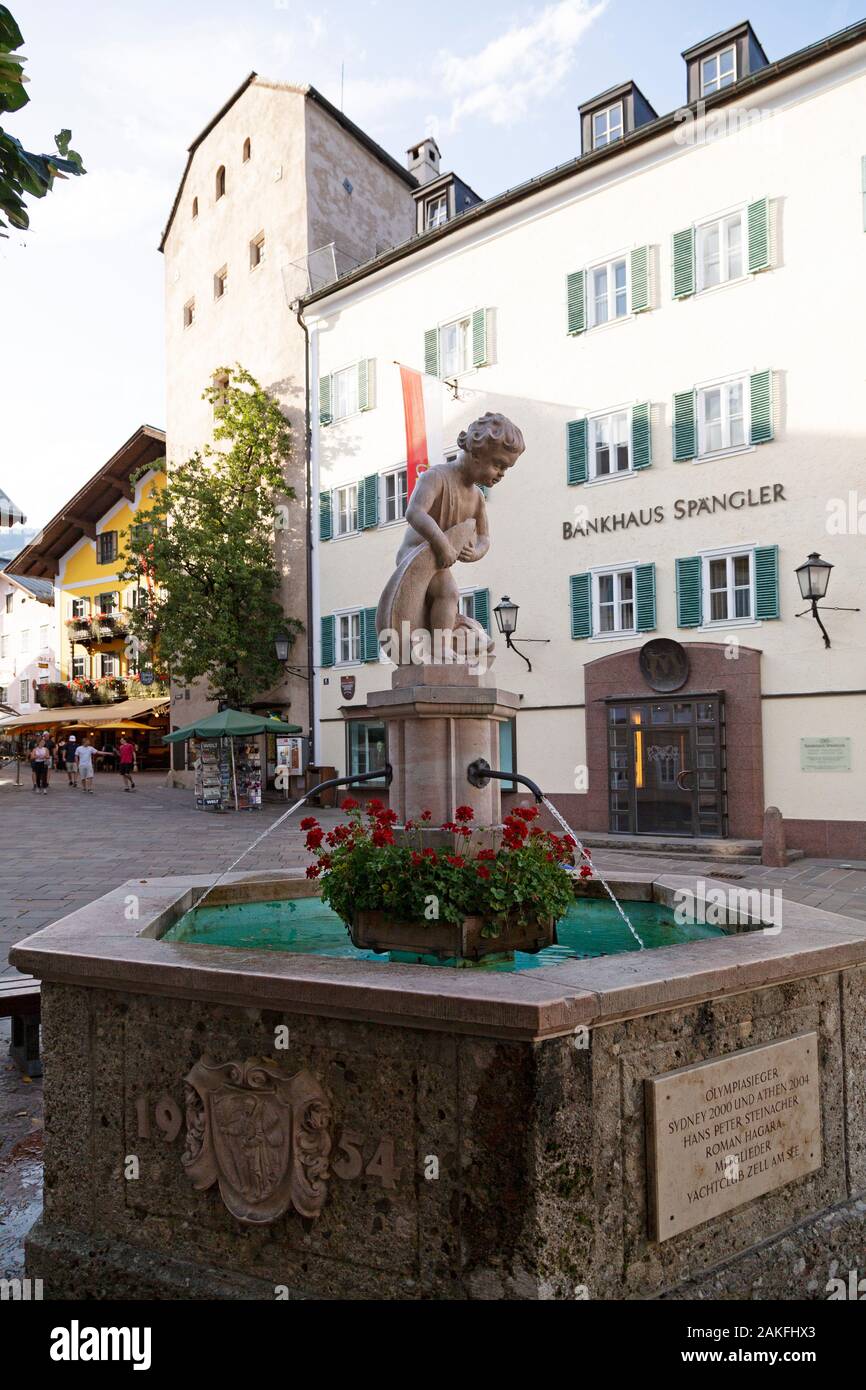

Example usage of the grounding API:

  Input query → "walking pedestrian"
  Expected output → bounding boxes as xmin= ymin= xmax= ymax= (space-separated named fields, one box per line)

xmin=30 ymin=737 xmax=50 ymax=795
xmin=118 ymin=735 xmax=137 ymax=791
xmin=74 ymin=736 xmax=101 ymax=794
xmin=66 ymin=734 xmax=78 ymax=786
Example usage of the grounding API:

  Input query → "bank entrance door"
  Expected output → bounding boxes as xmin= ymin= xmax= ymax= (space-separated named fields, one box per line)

xmin=607 ymin=697 xmax=726 ymax=837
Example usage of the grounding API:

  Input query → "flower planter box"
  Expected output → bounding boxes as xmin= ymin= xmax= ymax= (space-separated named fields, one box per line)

xmin=349 ymin=909 xmax=556 ymax=961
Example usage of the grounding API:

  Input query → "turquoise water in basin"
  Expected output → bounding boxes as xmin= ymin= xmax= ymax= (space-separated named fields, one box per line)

xmin=163 ymin=896 xmax=724 ymax=971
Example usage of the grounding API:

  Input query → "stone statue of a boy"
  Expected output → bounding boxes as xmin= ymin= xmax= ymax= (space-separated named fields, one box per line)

xmin=391 ymin=412 xmax=525 ymax=654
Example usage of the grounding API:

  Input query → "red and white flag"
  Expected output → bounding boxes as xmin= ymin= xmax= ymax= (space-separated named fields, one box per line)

xmin=399 ymin=366 xmax=443 ymax=497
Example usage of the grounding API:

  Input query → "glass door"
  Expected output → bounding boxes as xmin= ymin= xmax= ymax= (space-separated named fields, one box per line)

xmin=607 ymin=698 xmax=726 ymax=837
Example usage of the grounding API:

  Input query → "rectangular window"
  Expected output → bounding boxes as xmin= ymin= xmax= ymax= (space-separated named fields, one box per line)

xmin=0 ymin=687 xmax=5 ymax=704
xmin=128 ymin=587 xmax=148 ymax=609
xmin=347 ymin=720 xmax=387 ymax=784
xmin=701 ymin=46 xmax=736 ymax=96
xmin=590 ymin=409 xmax=630 ymax=478
xmin=39 ymin=624 xmax=49 ymax=647
xmin=382 ymin=467 xmax=408 ymax=523
xmin=0 ymin=634 xmax=7 ymax=658
xmin=19 ymin=628 xmax=30 ymax=653
xmin=72 ymin=655 xmax=87 ymax=678
xmin=250 ymin=232 xmax=265 ymax=269
xmin=5 ymin=593 xmax=12 ymax=614
xmin=705 ymin=551 xmax=753 ymax=623
xmin=458 ymin=592 xmax=477 ymax=622
xmin=96 ymin=531 xmax=118 ymax=565
xmin=592 ymin=102 xmax=623 ymax=148
xmin=213 ymin=266 xmax=228 ymax=300
xmin=438 ymin=316 xmax=472 ymax=377
xmin=183 ymin=298 xmax=195 ymax=328
xmin=697 ymin=210 xmax=745 ymax=290
xmin=698 ymin=378 xmax=746 ymax=456
xmin=334 ymin=484 xmax=358 ymax=537
xmin=97 ymin=592 xmax=118 ymax=616
xmin=99 ymin=653 xmax=119 ymax=677
xmin=19 ymin=678 xmax=28 ymax=704
xmin=71 ymin=597 xmax=90 ymax=619
xmin=593 ymin=568 xmax=635 ymax=635
xmin=337 ymin=611 xmax=362 ymax=664
xmin=425 ymin=194 xmax=448 ymax=229
xmin=588 ymin=257 xmax=628 ymax=326
xmin=331 ymin=365 xmax=360 ymax=421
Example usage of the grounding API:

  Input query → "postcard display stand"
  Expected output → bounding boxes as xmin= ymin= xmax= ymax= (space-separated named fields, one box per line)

xmin=235 ymin=740 xmax=262 ymax=811
xmin=195 ymin=738 xmax=233 ymax=813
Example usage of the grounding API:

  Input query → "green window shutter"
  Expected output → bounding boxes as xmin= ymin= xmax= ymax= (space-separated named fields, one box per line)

xmin=566 ymin=270 xmax=585 ymax=335
xmin=676 ymin=556 xmax=702 ymax=628
xmin=473 ymin=589 xmax=490 ymax=634
xmin=362 ymin=607 xmax=379 ymax=661
xmin=671 ymin=227 xmax=695 ymax=298
xmin=634 ymin=564 xmax=656 ymax=632
xmin=747 ymin=197 xmax=770 ymax=272
xmin=472 ymin=308 xmax=488 ymax=366
xmin=750 ymin=370 xmax=773 ymax=444
xmin=672 ymin=389 xmax=697 ymax=460
xmin=570 ymin=573 xmax=592 ymax=639
xmin=566 ymin=418 xmax=588 ymax=485
xmin=754 ymin=545 xmax=780 ymax=620
xmin=319 ymin=374 xmax=332 ymax=426
xmin=319 ymin=490 xmax=332 ymax=542
xmin=358 ymin=474 xmax=379 ymax=530
xmin=631 ymin=402 xmax=652 ymax=470
xmin=321 ymin=615 xmax=335 ymax=668
xmin=424 ymin=328 xmax=440 ymax=377
xmin=630 ymin=245 xmax=650 ymax=312
xmin=358 ymin=359 xmax=375 ymax=411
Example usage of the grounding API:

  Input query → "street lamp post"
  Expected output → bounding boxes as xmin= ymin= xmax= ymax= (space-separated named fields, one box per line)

xmin=794 ymin=552 xmax=859 ymax=649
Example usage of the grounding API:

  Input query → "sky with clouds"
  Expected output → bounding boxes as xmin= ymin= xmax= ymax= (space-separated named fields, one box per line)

xmin=1 ymin=0 xmax=858 ymax=531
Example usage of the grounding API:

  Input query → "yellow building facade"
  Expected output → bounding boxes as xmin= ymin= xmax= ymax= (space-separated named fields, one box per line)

xmin=59 ymin=470 xmax=164 ymax=690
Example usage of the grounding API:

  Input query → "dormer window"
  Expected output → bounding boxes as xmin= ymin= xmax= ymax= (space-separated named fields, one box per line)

xmin=425 ymin=193 xmax=448 ymax=230
xmin=592 ymin=102 xmax=623 ymax=149
xmin=700 ymin=45 xmax=736 ymax=96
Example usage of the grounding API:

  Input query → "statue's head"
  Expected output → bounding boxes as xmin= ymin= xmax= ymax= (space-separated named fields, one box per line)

xmin=457 ymin=412 xmax=525 ymax=488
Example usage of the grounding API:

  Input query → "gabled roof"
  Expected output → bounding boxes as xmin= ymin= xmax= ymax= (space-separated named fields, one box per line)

xmin=1 ymin=571 xmax=54 ymax=604
xmin=158 ymin=74 xmax=416 ymax=252
xmin=6 ymin=425 xmax=166 ymax=581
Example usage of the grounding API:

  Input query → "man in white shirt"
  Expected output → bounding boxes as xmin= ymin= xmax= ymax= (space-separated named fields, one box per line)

xmin=75 ymin=737 xmax=97 ymax=793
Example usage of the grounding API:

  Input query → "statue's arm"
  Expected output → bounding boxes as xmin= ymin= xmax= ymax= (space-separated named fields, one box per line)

xmin=466 ymin=493 xmax=490 ymax=561
xmin=405 ymin=472 xmax=456 ymax=565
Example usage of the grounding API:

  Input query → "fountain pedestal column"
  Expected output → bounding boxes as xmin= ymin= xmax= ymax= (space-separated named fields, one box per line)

xmin=365 ymin=664 xmax=520 ymax=824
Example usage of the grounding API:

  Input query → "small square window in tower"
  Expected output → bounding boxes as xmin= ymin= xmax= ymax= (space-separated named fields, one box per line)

xmin=214 ymin=266 xmax=228 ymax=300
xmin=183 ymin=298 xmax=195 ymax=328
xmin=250 ymin=233 xmax=265 ymax=269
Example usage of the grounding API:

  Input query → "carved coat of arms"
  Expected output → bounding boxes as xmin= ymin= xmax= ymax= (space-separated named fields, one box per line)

xmin=182 ymin=1058 xmax=333 ymax=1224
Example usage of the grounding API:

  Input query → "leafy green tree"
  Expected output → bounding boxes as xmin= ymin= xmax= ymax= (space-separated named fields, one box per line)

xmin=0 ymin=6 xmax=85 ymax=235
xmin=122 ymin=366 xmax=303 ymax=709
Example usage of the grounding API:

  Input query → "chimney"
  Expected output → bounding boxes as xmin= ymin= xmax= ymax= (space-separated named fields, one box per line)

xmin=406 ymin=137 xmax=441 ymax=186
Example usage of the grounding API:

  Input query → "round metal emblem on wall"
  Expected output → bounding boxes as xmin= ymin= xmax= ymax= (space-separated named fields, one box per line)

xmin=340 ymin=675 xmax=356 ymax=700
xmin=639 ymin=638 xmax=689 ymax=692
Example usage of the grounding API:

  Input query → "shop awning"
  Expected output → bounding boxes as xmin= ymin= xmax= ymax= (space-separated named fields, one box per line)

xmin=163 ymin=708 xmax=302 ymax=742
xmin=0 ymin=697 xmax=169 ymax=733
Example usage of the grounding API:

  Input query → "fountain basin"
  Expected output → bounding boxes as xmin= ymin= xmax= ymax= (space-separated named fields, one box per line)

xmin=10 ymin=869 xmax=866 ymax=1301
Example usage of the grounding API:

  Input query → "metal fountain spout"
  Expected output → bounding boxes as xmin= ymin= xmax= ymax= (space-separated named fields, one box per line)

xmin=466 ymin=757 xmax=543 ymax=803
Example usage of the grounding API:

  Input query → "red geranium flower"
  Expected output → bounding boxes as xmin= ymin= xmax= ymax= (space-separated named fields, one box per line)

xmin=305 ymin=828 xmax=324 ymax=849
xmin=440 ymin=820 xmax=458 ymax=833
xmin=423 ymin=848 xmax=438 ymax=864
xmin=476 ymin=865 xmax=490 ymax=880
xmin=404 ymin=819 xmax=415 ymax=831
xmin=340 ymin=797 xmax=360 ymax=812
xmin=305 ymin=864 xmax=320 ymax=878
xmin=371 ymin=827 xmax=395 ymax=847
xmin=455 ymin=805 xmax=475 ymax=822
xmin=378 ymin=808 xmax=398 ymax=825
xmin=300 ymin=816 xmax=319 ymax=831
xmin=319 ymin=854 xmax=332 ymax=871
xmin=420 ymin=810 xmax=432 ymax=822
xmin=579 ymin=864 xmax=593 ymax=879
xmin=476 ymin=848 xmax=496 ymax=861
xmin=446 ymin=855 xmax=465 ymax=868
xmin=513 ymin=805 xmax=539 ymax=822
xmin=411 ymin=851 xmax=424 ymax=867
xmin=366 ymin=798 xmax=384 ymax=814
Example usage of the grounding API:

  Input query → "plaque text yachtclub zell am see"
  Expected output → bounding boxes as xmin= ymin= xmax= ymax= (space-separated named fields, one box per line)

xmin=645 ymin=1033 xmax=821 ymax=1241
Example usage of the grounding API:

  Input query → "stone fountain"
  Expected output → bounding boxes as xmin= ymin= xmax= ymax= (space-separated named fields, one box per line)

xmin=10 ymin=413 xmax=866 ymax=1300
